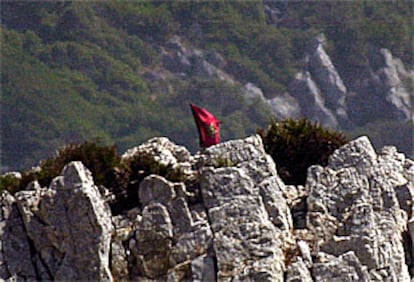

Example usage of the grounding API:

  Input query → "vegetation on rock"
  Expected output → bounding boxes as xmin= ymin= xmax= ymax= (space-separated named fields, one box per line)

xmin=1 ymin=118 xmax=348 ymax=212
xmin=258 ymin=118 xmax=348 ymax=185
xmin=0 ymin=139 xmax=189 ymax=214
xmin=0 ymin=141 xmax=122 ymax=193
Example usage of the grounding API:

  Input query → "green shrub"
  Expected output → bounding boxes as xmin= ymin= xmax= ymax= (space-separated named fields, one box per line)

xmin=258 ymin=118 xmax=348 ymax=185
xmin=9 ymin=140 xmax=123 ymax=193
xmin=1 ymin=139 xmax=193 ymax=215
xmin=0 ymin=173 xmax=22 ymax=194
xmin=2 ymin=140 xmax=133 ymax=215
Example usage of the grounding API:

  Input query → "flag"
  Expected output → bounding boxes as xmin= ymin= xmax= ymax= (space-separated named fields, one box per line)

xmin=190 ymin=104 xmax=220 ymax=147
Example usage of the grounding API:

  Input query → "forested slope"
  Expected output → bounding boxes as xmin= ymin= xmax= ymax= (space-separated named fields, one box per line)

xmin=1 ymin=1 xmax=413 ymax=170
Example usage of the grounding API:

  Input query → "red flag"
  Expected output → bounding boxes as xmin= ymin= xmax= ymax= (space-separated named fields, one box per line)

xmin=190 ymin=104 xmax=220 ymax=147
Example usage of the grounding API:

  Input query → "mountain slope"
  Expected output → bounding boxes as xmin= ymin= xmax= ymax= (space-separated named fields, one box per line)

xmin=1 ymin=1 xmax=413 ymax=170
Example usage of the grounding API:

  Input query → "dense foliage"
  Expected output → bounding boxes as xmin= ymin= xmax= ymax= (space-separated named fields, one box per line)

xmin=258 ymin=119 xmax=348 ymax=185
xmin=0 ymin=140 xmax=186 ymax=214
xmin=0 ymin=141 xmax=122 ymax=194
xmin=1 ymin=1 xmax=412 ymax=170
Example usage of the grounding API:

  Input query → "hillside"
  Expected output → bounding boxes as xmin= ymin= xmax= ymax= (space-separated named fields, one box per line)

xmin=1 ymin=1 xmax=413 ymax=170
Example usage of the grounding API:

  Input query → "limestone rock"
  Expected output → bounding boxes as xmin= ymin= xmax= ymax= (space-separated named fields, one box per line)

xmin=2 ymin=134 xmax=414 ymax=281
xmin=192 ymin=54 xmax=230 ymax=81
xmin=111 ymin=214 xmax=133 ymax=281
xmin=167 ymin=260 xmax=192 ymax=281
xmin=328 ymin=135 xmax=377 ymax=173
xmin=267 ymin=93 xmax=302 ymax=120
xmin=191 ymin=255 xmax=216 ymax=281
xmin=287 ymin=33 xmax=349 ymax=128
xmin=348 ymin=47 xmax=414 ymax=125
xmin=194 ymin=134 xmax=266 ymax=168
xmin=15 ymin=161 xmax=113 ymax=281
xmin=289 ymin=70 xmax=339 ymax=128
xmin=139 ymin=175 xmax=176 ymax=206
xmin=122 ymin=136 xmax=194 ymax=181
xmin=285 ymin=258 xmax=313 ymax=282
xmin=281 ymin=33 xmax=414 ymax=136
xmin=139 ymin=174 xmax=194 ymax=236
xmin=259 ymin=176 xmax=293 ymax=231
xmin=122 ymin=137 xmax=191 ymax=164
xmin=198 ymin=135 xmax=294 ymax=281
xmin=308 ymin=34 xmax=348 ymax=120
xmin=0 ymin=191 xmax=37 ymax=280
xmin=161 ymin=35 xmax=233 ymax=82
xmin=306 ymin=136 xmax=411 ymax=281
xmin=133 ymin=202 xmax=173 ymax=279
xmin=377 ymin=49 xmax=413 ymax=121
xmin=133 ymin=172 xmax=214 ymax=279
xmin=170 ymin=223 xmax=213 ymax=265
xmin=243 ymin=82 xmax=265 ymax=104
xmin=312 ymin=252 xmax=370 ymax=281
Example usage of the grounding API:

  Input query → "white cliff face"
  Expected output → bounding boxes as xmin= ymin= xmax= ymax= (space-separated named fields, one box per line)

xmin=243 ymin=82 xmax=266 ymax=103
xmin=308 ymin=35 xmax=348 ymax=120
xmin=1 ymin=135 xmax=414 ymax=281
xmin=197 ymin=135 xmax=294 ymax=281
xmin=267 ymin=93 xmax=302 ymax=120
xmin=283 ymin=34 xmax=350 ymax=129
xmin=289 ymin=70 xmax=339 ymax=128
xmin=266 ymin=33 xmax=413 ymax=141
xmin=161 ymin=35 xmax=234 ymax=82
xmin=377 ymin=48 xmax=413 ymax=121
xmin=147 ymin=34 xmax=412 ymax=146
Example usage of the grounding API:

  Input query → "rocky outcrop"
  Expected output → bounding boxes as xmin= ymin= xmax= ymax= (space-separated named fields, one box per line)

xmin=306 ymin=136 xmax=411 ymax=281
xmin=1 ymin=162 xmax=113 ymax=281
xmin=243 ymin=82 xmax=266 ymax=104
xmin=286 ymin=34 xmax=349 ymax=129
xmin=289 ymin=71 xmax=340 ymax=128
xmin=267 ymin=92 xmax=302 ymax=120
xmin=161 ymin=35 xmax=233 ymax=82
xmin=270 ymin=33 xmax=413 ymax=136
xmin=307 ymin=34 xmax=348 ymax=119
xmin=1 ymin=135 xmax=413 ymax=281
xmin=347 ymin=47 xmax=414 ymax=125
xmin=143 ymin=33 xmax=412 ymax=157
xmin=196 ymin=136 xmax=294 ymax=281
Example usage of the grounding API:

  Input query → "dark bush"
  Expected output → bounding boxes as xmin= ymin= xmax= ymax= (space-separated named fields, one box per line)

xmin=0 ymin=140 xmax=190 ymax=215
xmin=0 ymin=141 xmax=125 ymax=196
xmin=258 ymin=118 xmax=348 ymax=185
xmin=0 ymin=173 xmax=22 ymax=195
xmin=0 ymin=140 xmax=136 ymax=215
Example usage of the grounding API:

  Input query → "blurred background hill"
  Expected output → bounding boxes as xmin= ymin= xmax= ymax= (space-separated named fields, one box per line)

xmin=1 ymin=1 xmax=413 ymax=170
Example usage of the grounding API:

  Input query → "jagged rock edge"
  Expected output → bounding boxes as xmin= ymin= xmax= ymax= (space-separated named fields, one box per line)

xmin=1 ymin=134 xmax=413 ymax=281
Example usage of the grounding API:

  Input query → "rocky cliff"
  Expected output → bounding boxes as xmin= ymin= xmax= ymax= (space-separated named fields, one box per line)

xmin=1 ymin=135 xmax=414 ymax=281
xmin=145 ymin=34 xmax=414 ymax=132
xmin=151 ymin=34 xmax=413 ymax=156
